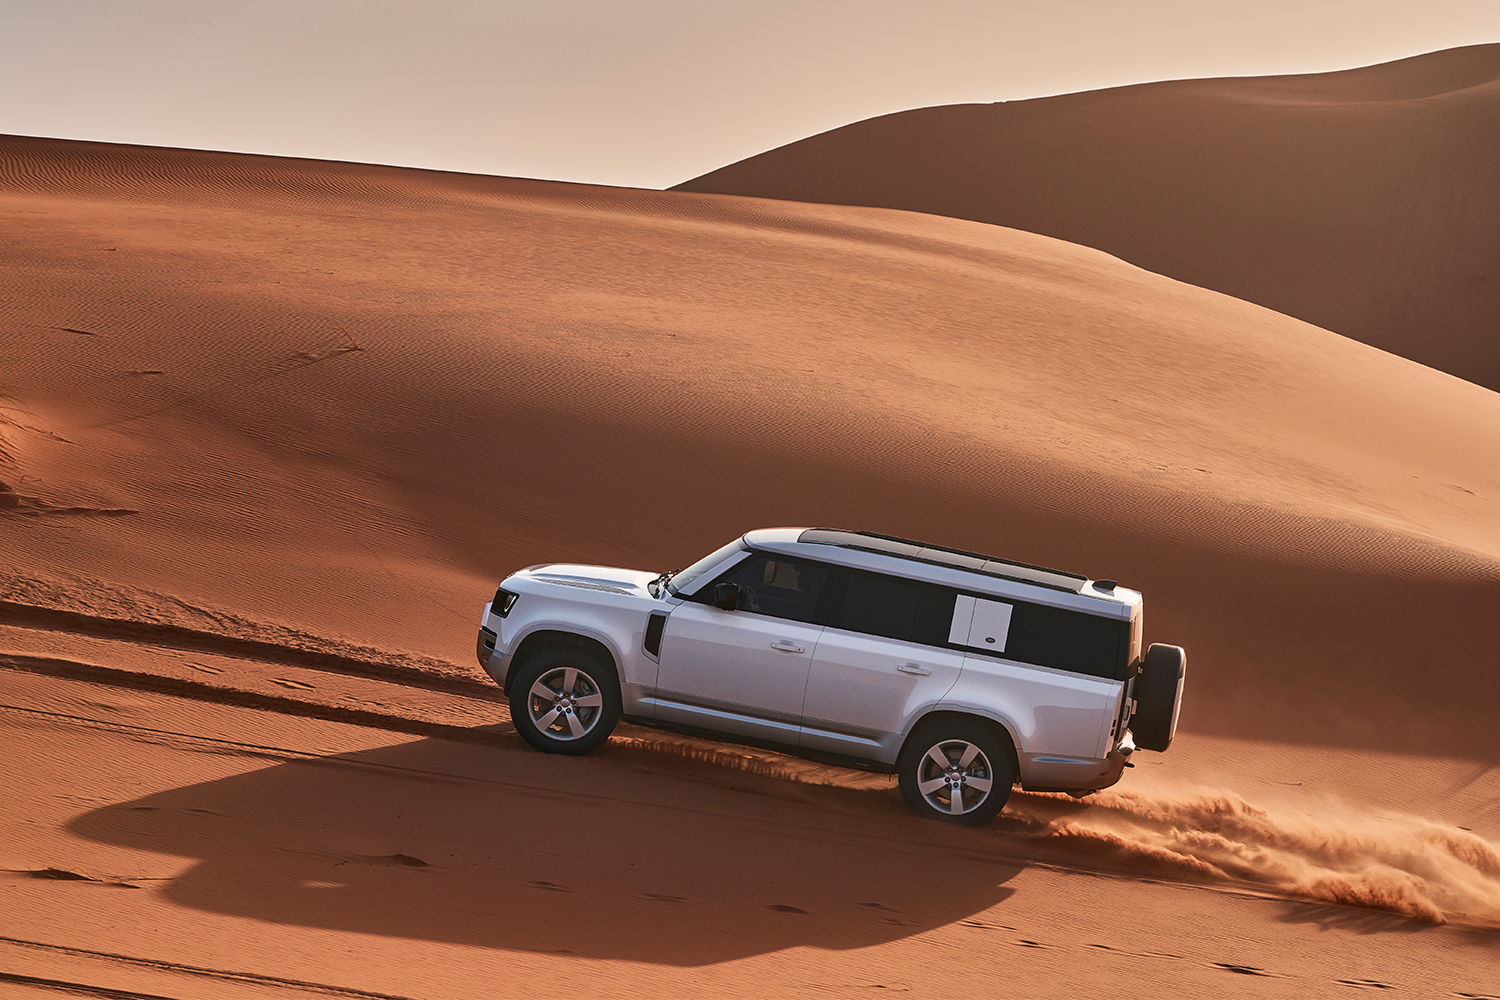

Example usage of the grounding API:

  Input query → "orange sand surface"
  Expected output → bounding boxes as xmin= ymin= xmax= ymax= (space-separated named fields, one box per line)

xmin=2 ymin=132 xmax=1499 ymax=997
xmin=676 ymin=44 xmax=1500 ymax=393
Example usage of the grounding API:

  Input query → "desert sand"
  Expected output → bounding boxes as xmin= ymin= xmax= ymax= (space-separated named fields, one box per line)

xmin=675 ymin=44 xmax=1500 ymax=394
xmin=2 ymin=123 xmax=1499 ymax=998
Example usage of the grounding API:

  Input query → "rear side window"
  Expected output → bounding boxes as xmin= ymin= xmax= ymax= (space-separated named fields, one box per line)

xmin=914 ymin=586 xmax=958 ymax=646
xmin=839 ymin=572 xmax=924 ymax=640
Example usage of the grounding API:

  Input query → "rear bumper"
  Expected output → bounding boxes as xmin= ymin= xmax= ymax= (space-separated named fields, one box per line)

xmin=1018 ymin=744 xmax=1129 ymax=793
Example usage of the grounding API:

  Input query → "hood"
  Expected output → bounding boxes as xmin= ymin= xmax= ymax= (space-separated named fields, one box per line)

xmin=519 ymin=563 xmax=657 ymax=595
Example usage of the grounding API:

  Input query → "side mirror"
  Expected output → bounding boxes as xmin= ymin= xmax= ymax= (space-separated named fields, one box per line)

xmin=712 ymin=582 xmax=739 ymax=611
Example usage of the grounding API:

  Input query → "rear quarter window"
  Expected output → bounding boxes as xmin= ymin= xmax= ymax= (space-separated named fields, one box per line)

xmin=1003 ymin=601 xmax=1127 ymax=680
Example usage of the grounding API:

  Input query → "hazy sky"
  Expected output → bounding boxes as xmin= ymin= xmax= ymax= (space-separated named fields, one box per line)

xmin=4 ymin=1 xmax=1498 ymax=189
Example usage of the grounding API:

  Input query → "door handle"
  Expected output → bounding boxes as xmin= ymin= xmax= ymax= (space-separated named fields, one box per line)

xmin=770 ymin=640 xmax=806 ymax=654
xmin=897 ymin=662 xmax=932 ymax=676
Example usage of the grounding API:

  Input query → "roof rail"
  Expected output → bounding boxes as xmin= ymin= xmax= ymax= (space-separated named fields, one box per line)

xmin=797 ymin=528 xmax=1090 ymax=594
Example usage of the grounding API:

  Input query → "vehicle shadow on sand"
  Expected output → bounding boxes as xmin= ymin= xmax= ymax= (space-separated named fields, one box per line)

xmin=67 ymin=733 xmax=1021 ymax=965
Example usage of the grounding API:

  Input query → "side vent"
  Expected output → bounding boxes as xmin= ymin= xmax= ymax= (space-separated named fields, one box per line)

xmin=643 ymin=612 xmax=669 ymax=658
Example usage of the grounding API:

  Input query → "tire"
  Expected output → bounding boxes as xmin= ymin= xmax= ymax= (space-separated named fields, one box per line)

xmin=509 ymin=644 xmax=622 ymax=756
xmin=898 ymin=717 xmax=1014 ymax=826
xmin=1131 ymin=643 xmax=1186 ymax=752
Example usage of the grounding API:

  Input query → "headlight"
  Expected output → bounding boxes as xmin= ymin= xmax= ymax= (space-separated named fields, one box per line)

xmin=492 ymin=587 xmax=519 ymax=617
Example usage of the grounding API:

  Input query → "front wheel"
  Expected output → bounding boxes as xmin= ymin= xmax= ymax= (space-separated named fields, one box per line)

xmin=898 ymin=718 xmax=1014 ymax=826
xmin=509 ymin=645 xmax=622 ymax=755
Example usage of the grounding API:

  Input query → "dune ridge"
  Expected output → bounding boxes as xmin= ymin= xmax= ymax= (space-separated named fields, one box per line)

xmin=675 ymin=44 xmax=1500 ymax=392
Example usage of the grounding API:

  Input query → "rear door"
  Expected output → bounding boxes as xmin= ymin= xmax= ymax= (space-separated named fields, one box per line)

xmin=800 ymin=572 xmax=964 ymax=762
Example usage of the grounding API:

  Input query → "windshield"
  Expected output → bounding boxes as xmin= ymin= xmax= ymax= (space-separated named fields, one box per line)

xmin=665 ymin=538 xmax=749 ymax=597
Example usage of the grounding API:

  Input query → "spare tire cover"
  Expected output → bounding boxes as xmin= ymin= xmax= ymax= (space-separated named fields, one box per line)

xmin=1131 ymin=643 xmax=1186 ymax=752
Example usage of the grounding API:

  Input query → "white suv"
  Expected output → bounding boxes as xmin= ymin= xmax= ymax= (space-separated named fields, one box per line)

xmin=475 ymin=528 xmax=1185 ymax=825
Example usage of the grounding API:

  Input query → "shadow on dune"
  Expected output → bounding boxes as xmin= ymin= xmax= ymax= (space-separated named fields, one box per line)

xmin=66 ymin=735 xmax=1020 ymax=965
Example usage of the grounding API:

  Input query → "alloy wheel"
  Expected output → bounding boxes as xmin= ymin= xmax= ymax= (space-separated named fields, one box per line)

xmin=526 ymin=666 xmax=605 ymax=741
xmin=914 ymin=739 xmax=996 ymax=816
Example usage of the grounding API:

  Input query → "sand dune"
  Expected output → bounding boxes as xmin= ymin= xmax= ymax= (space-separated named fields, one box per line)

xmin=3 ymin=132 xmax=1497 ymax=752
xmin=675 ymin=44 xmax=1500 ymax=393
xmin=3 ymin=133 xmax=1499 ymax=994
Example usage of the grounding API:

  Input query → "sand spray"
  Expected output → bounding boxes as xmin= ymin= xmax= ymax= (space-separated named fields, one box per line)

xmin=997 ymin=786 xmax=1500 ymax=925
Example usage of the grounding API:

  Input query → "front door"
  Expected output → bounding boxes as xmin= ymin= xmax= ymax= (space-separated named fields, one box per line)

xmin=652 ymin=553 xmax=833 ymax=745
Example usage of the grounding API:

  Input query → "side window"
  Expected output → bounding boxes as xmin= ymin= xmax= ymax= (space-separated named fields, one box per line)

xmin=838 ymin=572 xmax=923 ymax=641
xmin=913 ymin=586 xmax=958 ymax=646
xmin=717 ymin=555 xmax=832 ymax=623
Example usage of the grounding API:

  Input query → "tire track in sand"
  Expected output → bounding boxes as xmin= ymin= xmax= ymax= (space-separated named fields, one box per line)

xmin=0 ymin=600 xmax=493 ymax=699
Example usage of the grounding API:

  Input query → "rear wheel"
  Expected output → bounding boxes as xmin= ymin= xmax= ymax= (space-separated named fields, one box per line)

xmin=509 ymin=644 xmax=621 ymax=755
xmin=898 ymin=717 xmax=1014 ymax=826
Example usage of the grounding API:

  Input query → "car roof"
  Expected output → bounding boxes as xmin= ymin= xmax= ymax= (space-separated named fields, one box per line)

xmin=740 ymin=527 xmax=1139 ymax=614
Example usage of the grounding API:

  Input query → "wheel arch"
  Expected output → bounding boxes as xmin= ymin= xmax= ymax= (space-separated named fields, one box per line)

xmin=505 ymin=628 xmax=621 ymax=697
xmin=901 ymin=709 xmax=1021 ymax=782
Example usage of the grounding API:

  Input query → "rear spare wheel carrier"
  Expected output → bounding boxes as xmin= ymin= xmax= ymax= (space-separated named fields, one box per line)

xmin=1131 ymin=643 xmax=1186 ymax=752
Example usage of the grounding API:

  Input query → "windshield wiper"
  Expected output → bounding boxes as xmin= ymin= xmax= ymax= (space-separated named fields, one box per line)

xmin=648 ymin=569 xmax=680 ymax=598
